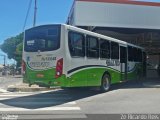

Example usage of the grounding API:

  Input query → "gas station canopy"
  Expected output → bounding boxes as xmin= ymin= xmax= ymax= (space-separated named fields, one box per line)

xmin=67 ymin=0 xmax=160 ymax=55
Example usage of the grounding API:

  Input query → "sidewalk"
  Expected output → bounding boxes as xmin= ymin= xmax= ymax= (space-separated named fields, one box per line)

xmin=0 ymin=75 xmax=22 ymax=93
xmin=0 ymin=75 xmax=60 ymax=92
xmin=0 ymin=75 xmax=22 ymax=79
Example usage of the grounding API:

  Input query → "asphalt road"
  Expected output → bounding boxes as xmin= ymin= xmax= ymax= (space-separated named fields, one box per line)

xmin=0 ymin=80 xmax=160 ymax=120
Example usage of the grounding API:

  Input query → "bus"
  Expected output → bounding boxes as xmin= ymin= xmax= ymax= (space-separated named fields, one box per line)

xmin=22 ymin=24 xmax=146 ymax=92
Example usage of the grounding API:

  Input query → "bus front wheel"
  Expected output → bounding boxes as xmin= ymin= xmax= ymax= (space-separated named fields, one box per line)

xmin=100 ymin=74 xmax=111 ymax=92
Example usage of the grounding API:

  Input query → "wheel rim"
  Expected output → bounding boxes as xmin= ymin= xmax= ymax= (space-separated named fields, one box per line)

xmin=103 ymin=76 xmax=109 ymax=90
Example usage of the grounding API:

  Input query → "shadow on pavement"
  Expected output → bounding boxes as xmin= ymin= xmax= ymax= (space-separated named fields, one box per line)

xmin=0 ymin=78 xmax=160 ymax=109
xmin=0 ymin=89 xmax=100 ymax=109
xmin=111 ymin=80 xmax=144 ymax=90
xmin=111 ymin=77 xmax=160 ymax=90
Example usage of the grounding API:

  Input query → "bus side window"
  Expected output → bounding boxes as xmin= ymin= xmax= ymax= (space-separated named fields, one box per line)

xmin=68 ymin=31 xmax=85 ymax=57
xmin=100 ymin=39 xmax=110 ymax=59
xmin=133 ymin=47 xmax=137 ymax=62
xmin=120 ymin=46 xmax=127 ymax=63
xmin=86 ymin=35 xmax=99 ymax=58
xmin=138 ymin=49 xmax=142 ymax=62
xmin=111 ymin=42 xmax=119 ymax=59
xmin=133 ymin=48 xmax=142 ymax=62
xmin=128 ymin=46 xmax=133 ymax=61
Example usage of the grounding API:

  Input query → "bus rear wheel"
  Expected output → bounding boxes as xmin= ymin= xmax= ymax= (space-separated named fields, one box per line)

xmin=100 ymin=74 xmax=111 ymax=92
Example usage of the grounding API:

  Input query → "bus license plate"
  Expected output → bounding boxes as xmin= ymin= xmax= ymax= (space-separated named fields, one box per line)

xmin=36 ymin=74 xmax=44 ymax=78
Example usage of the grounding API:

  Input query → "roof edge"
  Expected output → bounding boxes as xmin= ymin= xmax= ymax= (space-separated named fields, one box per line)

xmin=76 ymin=0 xmax=160 ymax=7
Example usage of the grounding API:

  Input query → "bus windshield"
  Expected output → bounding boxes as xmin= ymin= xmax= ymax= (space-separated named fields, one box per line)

xmin=24 ymin=25 xmax=60 ymax=52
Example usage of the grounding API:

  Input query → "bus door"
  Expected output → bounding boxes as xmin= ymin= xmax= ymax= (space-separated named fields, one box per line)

xmin=120 ymin=46 xmax=127 ymax=81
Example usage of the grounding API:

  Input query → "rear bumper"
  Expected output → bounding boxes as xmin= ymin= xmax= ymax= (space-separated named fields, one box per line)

xmin=23 ymin=74 xmax=66 ymax=87
xmin=34 ymin=81 xmax=52 ymax=87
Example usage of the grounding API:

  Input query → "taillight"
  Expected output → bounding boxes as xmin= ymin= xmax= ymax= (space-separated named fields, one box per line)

xmin=22 ymin=60 xmax=26 ymax=74
xmin=55 ymin=58 xmax=63 ymax=78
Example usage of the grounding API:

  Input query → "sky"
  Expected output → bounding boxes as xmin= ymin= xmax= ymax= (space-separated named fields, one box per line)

xmin=0 ymin=0 xmax=159 ymax=65
xmin=0 ymin=0 xmax=74 ymax=65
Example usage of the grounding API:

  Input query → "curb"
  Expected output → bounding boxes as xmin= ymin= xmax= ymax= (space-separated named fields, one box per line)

xmin=142 ymin=79 xmax=160 ymax=88
xmin=6 ymin=80 xmax=160 ymax=92
xmin=7 ymin=85 xmax=60 ymax=92
xmin=143 ymin=83 xmax=160 ymax=88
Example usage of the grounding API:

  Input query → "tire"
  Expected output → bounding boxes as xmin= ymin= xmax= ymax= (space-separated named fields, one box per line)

xmin=100 ymin=74 xmax=111 ymax=92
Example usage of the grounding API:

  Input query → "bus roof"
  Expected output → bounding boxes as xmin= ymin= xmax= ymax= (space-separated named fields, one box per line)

xmin=64 ymin=24 xmax=144 ymax=50
xmin=25 ymin=24 xmax=144 ymax=50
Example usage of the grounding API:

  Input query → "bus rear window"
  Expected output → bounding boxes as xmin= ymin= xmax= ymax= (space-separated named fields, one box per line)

xmin=24 ymin=25 xmax=60 ymax=52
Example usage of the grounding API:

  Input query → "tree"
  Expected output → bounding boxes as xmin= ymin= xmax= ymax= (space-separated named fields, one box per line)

xmin=15 ymin=42 xmax=23 ymax=68
xmin=0 ymin=33 xmax=23 ymax=68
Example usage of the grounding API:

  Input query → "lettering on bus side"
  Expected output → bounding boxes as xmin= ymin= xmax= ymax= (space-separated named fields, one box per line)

xmin=106 ymin=59 xmax=120 ymax=66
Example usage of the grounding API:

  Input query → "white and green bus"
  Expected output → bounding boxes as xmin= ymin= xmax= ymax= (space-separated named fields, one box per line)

xmin=22 ymin=24 xmax=146 ymax=92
